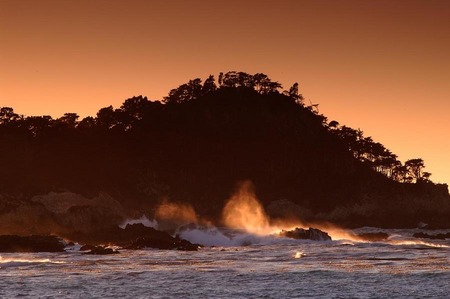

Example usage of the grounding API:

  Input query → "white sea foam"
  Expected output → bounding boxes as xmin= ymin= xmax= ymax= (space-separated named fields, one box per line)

xmin=0 ymin=256 xmax=65 ymax=268
xmin=388 ymin=240 xmax=449 ymax=248
xmin=0 ymin=229 xmax=448 ymax=298
xmin=178 ymin=227 xmax=235 ymax=247
xmin=177 ymin=226 xmax=304 ymax=247
xmin=119 ymin=215 xmax=158 ymax=229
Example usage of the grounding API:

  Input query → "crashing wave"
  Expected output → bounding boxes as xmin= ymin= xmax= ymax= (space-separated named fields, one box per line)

xmin=119 ymin=215 xmax=158 ymax=229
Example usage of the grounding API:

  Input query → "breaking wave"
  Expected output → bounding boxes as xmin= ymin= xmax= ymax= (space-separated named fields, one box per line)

xmin=0 ymin=256 xmax=65 ymax=268
xmin=177 ymin=226 xmax=273 ymax=247
xmin=119 ymin=215 xmax=158 ymax=229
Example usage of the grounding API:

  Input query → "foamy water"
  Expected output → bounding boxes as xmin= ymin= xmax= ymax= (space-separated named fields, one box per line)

xmin=0 ymin=228 xmax=449 ymax=298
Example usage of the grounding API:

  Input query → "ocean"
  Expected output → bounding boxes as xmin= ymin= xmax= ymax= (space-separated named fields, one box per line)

xmin=1 ymin=228 xmax=449 ymax=298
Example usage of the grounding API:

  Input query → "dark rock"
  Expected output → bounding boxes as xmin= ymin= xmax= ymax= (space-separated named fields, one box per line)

xmin=0 ymin=235 xmax=66 ymax=252
xmin=67 ymin=223 xmax=199 ymax=251
xmin=126 ymin=235 xmax=197 ymax=251
xmin=80 ymin=244 xmax=97 ymax=251
xmin=279 ymin=227 xmax=332 ymax=241
xmin=83 ymin=245 xmax=119 ymax=255
xmin=176 ymin=238 xmax=200 ymax=251
xmin=357 ymin=232 xmax=389 ymax=242
xmin=120 ymin=223 xmax=200 ymax=250
xmin=413 ymin=232 xmax=450 ymax=240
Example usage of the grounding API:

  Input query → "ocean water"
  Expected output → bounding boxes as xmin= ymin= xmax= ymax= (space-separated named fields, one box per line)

xmin=1 ymin=228 xmax=449 ymax=298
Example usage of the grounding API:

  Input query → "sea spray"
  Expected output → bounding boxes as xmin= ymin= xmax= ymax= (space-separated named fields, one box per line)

xmin=177 ymin=226 xmax=274 ymax=247
xmin=177 ymin=226 xmax=237 ymax=247
xmin=117 ymin=182 xmax=361 ymax=246
xmin=155 ymin=200 xmax=198 ymax=224
xmin=119 ymin=215 xmax=158 ymax=229
xmin=177 ymin=225 xmax=301 ymax=247
xmin=222 ymin=181 xmax=274 ymax=235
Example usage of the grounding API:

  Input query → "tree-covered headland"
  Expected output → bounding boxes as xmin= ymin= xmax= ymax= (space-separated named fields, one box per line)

xmin=1 ymin=71 xmax=449 ymax=232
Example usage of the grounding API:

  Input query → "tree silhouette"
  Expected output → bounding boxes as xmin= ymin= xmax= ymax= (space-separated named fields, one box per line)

xmin=78 ymin=116 xmax=96 ymax=129
xmin=252 ymin=73 xmax=282 ymax=94
xmin=57 ymin=113 xmax=79 ymax=129
xmin=327 ymin=120 xmax=340 ymax=130
xmin=164 ymin=78 xmax=202 ymax=104
xmin=218 ymin=72 xmax=224 ymax=86
xmin=0 ymin=107 xmax=20 ymax=124
xmin=201 ymin=75 xmax=217 ymax=95
xmin=0 ymin=71 xmax=446 ymax=230
xmin=220 ymin=71 xmax=250 ymax=88
xmin=422 ymin=171 xmax=432 ymax=182
xmin=286 ymin=82 xmax=304 ymax=105
xmin=377 ymin=153 xmax=401 ymax=178
xmin=21 ymin=115 xmax=53 ymax=137
xmin=405 ymin=158 xmax=426 ymax=183
xmin=120 ymin=96 xmax=149 ymax=120
xmin=114 ymin=95 xmax=150 ymax=130
xmin=96 ymin=106 xmax=117 ymax=129
xmin=394 ymin=165 xmax=411 ymax=183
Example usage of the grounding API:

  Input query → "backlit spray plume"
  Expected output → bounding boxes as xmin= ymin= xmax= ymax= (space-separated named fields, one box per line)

xmin=222 ymin=181 xmax=274 ymax=235
xmin=155 ymin=199 xmax=198 ymax=224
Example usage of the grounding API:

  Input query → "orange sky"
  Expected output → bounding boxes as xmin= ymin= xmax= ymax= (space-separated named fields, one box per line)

xmin=1 ymin=0 xmax=449 ymax=185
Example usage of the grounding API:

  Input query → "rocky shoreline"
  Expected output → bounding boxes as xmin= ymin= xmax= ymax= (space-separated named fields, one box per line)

xmin=0 ymin=223 xmax=200 ymax=254
xmin=2 ymin=224 xmax=449 ymax=254
xmin=0 ymin=224 xmax=338 ymax=254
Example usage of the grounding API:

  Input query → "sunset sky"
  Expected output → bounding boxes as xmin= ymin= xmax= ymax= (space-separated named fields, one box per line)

xmin=1 ymin=0 xmax=449 ymax=185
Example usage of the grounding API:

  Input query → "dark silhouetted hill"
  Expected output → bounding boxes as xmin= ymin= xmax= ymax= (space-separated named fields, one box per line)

xmin=0 ymin=72 xmax=449 ymax=231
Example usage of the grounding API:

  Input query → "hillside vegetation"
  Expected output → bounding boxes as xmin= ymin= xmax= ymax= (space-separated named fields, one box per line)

xmin=1 ymin=71 xmax=449 ymax=230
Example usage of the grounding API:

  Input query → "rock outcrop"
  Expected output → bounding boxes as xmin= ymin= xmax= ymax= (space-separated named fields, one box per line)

xmin=279 ymin=227 xmax=332 ymax=241
xmin=31 ymin=192 xmax=125 ymax=233
xmin=81 ymin=245 xmax=120 ymax=255
xmin=0 ymin=192 xmax=126 ymax=236
xmin=67 ymin=223 xmax=200 ymax=251
xmin=0 ymin=235 xmax=66 ymax=252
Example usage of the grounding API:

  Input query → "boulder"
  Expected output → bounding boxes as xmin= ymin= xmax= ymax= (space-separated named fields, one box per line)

xmin=0 ymin=235 xmax=66 ymax=252
xmin=83 ymin=245 xmax=119 ymax=255
xmin=127 ymin=235 xmax=199 ymax=251
xmin=67 ymin=223 xmax=199 ymax=251
xmin=79 ymin=244 xmax=97 ymax=251
xmin=122 ymin=224 xmax=200 ymax=251
xmin=279 ymin=227 xmax=332 ymax=241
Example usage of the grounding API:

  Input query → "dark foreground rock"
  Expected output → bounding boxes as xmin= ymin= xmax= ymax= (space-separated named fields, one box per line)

xmin=126 ymin=235 xmax=198 ymax=251
xmin=357 ymin=232 xmax=389 ymax=242
xmin=66 ymin=223 xmax=200 ymax=251
xmin=413 ymin=232 xmax=450 ymax=240
xmin=0 ymin=235 xmax=66 ymax=252
xmin=279 ymin=227 xmax=332 ymax=241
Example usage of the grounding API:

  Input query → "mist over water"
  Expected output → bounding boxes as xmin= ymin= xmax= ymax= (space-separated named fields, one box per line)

xmin=1 ymin=228 xmax=448 ymax=298
xmin=155 ymin=200 xmax=198 ymax=225
xmin=177 ymin=227 xmax=270 ymax=247
xmin=222 ymin=181 xmax=272 ymax=235
xmin=3 ymin=182 xmax=447 ymax=298
xmin=119 ymin=216 xmax=158 ymax=229
xmin=119 ymin=181 xmax=371 ymax=247
xmin=2 ymin=183 xmax=449 ymax=298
